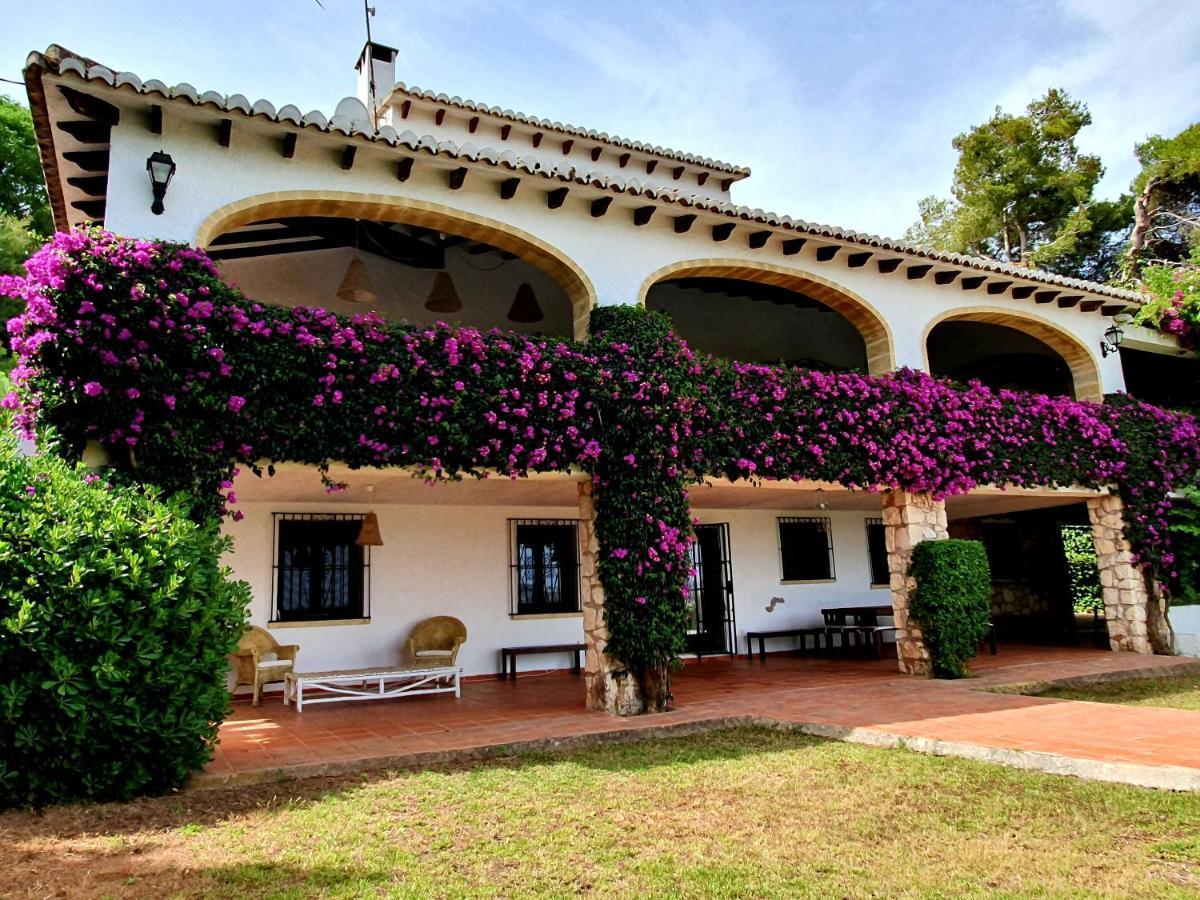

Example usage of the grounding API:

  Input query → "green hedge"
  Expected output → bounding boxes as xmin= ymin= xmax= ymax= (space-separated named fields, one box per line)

xmin=1062 ymin=525 xmax=1103 ymax=614
xmin=0 ymin=433 xmax=249 ymax=808
xmin=909 ymin=540 xmax=992 ymax=679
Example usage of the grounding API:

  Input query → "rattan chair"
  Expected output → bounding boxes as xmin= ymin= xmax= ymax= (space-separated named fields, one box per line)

xmin=406 ymin=616 xmax=467 ymax=669
xmin=232 ymin=625 xmax=299 ymax=706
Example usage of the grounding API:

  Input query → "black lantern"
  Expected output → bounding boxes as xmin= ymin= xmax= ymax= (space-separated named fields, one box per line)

xmin=145 ymin=150 xmax=176 ymax=215
xmin=1100 ymin=313 xmax=1131 ymax=358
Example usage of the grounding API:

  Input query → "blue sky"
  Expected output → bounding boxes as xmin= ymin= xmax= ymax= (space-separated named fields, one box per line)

xmin=4 ymin=0 xmax=1198 ymax=239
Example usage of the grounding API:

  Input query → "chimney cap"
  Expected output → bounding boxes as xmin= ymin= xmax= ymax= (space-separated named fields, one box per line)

xmin=356 ymin=41 xmax=399 ymax=72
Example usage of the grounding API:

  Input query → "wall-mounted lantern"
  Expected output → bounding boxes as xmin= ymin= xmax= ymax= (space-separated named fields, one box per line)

xmin=145 ymin=150 xmax=176 ymax=215
xmin=1100 ymin=312 xmax=1133 ymax=358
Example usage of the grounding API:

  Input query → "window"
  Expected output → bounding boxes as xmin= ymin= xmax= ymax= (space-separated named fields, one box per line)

xmin=273 ymin=514 xmax=369 ymax=622
xmin=865 ymin=517 xmax=890 ymax=586
xmin=777 ymin=517 xmax=835 ymax=582
xmin=510 ymin=519 xmax=581 ymax=615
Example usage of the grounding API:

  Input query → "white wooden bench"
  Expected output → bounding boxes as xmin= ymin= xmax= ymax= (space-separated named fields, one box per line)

xmin=283 ymin=664 xmax=461 ymax=712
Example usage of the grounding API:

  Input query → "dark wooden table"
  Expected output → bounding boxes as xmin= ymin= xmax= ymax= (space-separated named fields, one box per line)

xmin=745 ymin=627 xmax=826 ymax=662
xmin=498 ymin=643 xmax=585 ymax=680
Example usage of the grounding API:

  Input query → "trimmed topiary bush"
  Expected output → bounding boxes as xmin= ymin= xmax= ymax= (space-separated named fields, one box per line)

xmin=0 ymin=432 xmax=249 ymax=808
xmin=909 ymin=540 xmax=992 ymax=679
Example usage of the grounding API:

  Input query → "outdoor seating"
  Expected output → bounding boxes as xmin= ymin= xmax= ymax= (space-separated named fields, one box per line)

xmin=232 ymin=625 xmax=299 ymax=706
xmin=406 ymin=616 xmax=467 ymax=668
xmin=822 ymin=606 xmax=899 ymax=659
xmin=498 ymin=643 xmax=585 ymax=679
xmin=745 ymin=627 xmax=827 ymax=661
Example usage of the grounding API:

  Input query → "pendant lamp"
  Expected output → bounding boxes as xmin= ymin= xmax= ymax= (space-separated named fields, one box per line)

xmin=336 ymin=221 xmax=379 ymax=304
xmin=356 ymin=512 xmax=384 ymax=547
xmin=506 ymin=282 xmax=544 ymax=323
xmin=424 ymin=271 xmax=463 ymax=313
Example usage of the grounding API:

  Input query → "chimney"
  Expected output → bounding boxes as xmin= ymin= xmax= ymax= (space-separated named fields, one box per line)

xmin=355 ymin=41 xmax=398 ymax=112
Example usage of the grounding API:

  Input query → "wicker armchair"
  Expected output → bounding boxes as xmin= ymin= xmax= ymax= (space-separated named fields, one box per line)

xmin=232 ymin=625 xmax=299 ymax=706
xmin=406 ymin=616 xmax=467 ymax=669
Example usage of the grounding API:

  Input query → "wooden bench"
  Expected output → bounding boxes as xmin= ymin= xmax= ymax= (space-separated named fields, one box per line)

xmin=498 ymin=643 xmax=585 ymax=680
xmin=745 ymin=628 xmax=826 ymax=662
xmin=283 ymin=664 xmax=460 ymax=713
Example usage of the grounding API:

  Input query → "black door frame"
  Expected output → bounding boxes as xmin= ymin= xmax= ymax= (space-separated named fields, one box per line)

xmin=685 ymin=522 xmax=737 ymax=657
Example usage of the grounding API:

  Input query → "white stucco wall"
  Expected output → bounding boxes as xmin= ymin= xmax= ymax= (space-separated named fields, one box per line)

xmin=226 ymin=501 xmax=588 ymax=678
xmin=97 ymin=99 xmax=1127 ymax=394
xmin=224 ymin=493 xmax=891 ymax=679
xmin=1171 ymin=604 xmax=1200 ymax=657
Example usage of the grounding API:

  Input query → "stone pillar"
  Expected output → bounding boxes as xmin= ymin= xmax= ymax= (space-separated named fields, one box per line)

xmin=882 ymin=489 xmax=948 ymax=676
xmin=1087 ymin=493 xmax=1153 ymax=654
xmin=578 ymin=480 xmax=645 ymax=715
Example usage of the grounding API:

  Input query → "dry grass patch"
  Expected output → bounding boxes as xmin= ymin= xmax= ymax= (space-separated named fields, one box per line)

xmin=1 ymin=728 xmax=1197 ymax=898
xmin=1032 ymin=674 xmax=1200 ymax=711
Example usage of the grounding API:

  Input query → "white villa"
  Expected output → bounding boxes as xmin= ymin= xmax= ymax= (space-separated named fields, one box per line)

xmin=20 ymin=41 xmax=1200 ymax=700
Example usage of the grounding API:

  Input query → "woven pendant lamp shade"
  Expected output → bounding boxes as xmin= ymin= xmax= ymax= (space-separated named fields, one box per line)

xmin=356 ymin=512 xmax=383 ymax=547
xmin=424 ymin=271 xmax=463 ymax=313
xmin=336 ymin=255 xmax=378 ymax=304
xmin=506 ymin=282 xmax=544 ymax=323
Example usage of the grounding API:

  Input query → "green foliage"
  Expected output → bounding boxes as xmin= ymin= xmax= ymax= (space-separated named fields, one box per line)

xmin=908 ymin=540 xmax=992 ymax=679
xmin=1134 ymin=246 xmax=1200 ymax=351
xmin=0 ymin=96 xmax=51 ymax=237
xmin=0 ymin=432 xmax=250 ymax=808
xmin=1167 ymin=484 xmax=1200 ymax=606
xmin=907 ymin=89 xmax=1125 ymax=281
xmin=1061 ymin=525 xmax=1102 ymax=614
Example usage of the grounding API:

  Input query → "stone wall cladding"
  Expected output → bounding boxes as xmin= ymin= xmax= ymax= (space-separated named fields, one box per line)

xmin=578 ymin=480 xmax=645 ymax=715
xmin=883 ymin=489 xmax=949 ymax=676
xmin=1087 ymin=493 xmax=1153 ymax=654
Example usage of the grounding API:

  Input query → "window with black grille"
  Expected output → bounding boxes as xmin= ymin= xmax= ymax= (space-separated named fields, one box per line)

xmin=272 ymin=514 xmax=369 ymax=622
xmin=777 ymin=516 xmax=835 ymax=582
xmin=510 ymin=520 xmax=581 ymax=615
xmin=865 ymin=518 xmax=890 ymax=586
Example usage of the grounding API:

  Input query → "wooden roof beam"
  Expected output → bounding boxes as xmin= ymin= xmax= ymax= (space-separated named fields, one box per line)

xmin=815 ymin=245 xmax=839 ymax=262
xmin=281 ymin=132 xmax=297 ymax=158
xmin=934 ymin=270 xmax=959 ymax=285
xmin=1034 ymin=290 xmax=1060 ymax=304
xmin=986 ymin=280 xmax=1012 ymax=295
xmin=748 ymin=230 xmax=771 ymax=249
xmin=546 ymin=187 xmax=568 ymax=209
xmin=782 ymin=238 xmax=806 ymax=256
xmin=674 ymin=213 xmax=697 ymax=234
xmin=846 ymin=251 xmax=872 ymax=268
xmin=877 ymin=258 xmax=902 ymax=273
xmin=1011 ymin=285 xmax=1036 ymax=299
xmin=447 ymin=166 xmax=467 ymax=190
xmin=712 ymin=222 xmax=735 ymax=241
xmin=590 ymin=196 xmax=613 ymax=218
xmin=396 ymin=157 xmax=414 ymax=181
xmin=960 ymin=276 xmax=985 ymax=290
xmin=499 ymin=177 xmax=519 ymax=200
xmin=1057 ymin=294 xmax=1082 ymax=308
xmin=633 ymin=206 xmax=655 ymax=227
xmin=906 ymin=264 xmax=932 ymax=280
xmin=340 ymin=145 xmax=357 ymax=171
xmin=217 ymin=118 xmax=232 ymax=147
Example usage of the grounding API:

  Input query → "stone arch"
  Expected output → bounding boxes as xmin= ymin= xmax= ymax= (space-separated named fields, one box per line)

xmin=921 ymin=307 xmax=1103 ymax=402
xmin=195 ymin=191 xmax=598 ymax=341
xmin=636 ymin=259 xmax=897 ymax=374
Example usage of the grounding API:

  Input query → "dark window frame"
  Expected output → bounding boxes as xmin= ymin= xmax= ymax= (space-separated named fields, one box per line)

xmin=777 ymin=516 xmax=836 ymax=582
xmin=271 ymin=513 xmax=371 ymax=623
xmin=865 ymin=517 xmax=890 ymax=586
xmin=509 ymin=519 xmax=582 ymax=616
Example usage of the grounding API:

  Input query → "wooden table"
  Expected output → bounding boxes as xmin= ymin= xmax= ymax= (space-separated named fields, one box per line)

xmin=498 ymin=643 xmax=586 ymax=680
xmin=284 ymin=664 xmax=460 ymax=712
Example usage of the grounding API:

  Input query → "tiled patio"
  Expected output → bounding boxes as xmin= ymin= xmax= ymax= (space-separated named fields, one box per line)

xmin=202 ymin=646 xmax=1200 ymax=790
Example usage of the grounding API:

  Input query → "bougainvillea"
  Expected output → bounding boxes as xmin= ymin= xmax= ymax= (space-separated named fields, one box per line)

xmin=5 ymin=230 xmax=1200 ymax=702
xmin=1135 ymin=248 xmax=1200 ymax=351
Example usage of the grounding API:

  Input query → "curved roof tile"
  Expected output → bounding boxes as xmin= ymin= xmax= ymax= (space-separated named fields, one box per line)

xmin=24 ymin=44 xmax=1145 ymax=304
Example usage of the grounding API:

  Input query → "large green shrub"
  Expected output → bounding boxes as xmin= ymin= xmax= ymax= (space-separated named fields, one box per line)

xmin=0 ymin=433 xmax=249 ymax=808
xmin=909 ymin=540 xmax=993 ymax=679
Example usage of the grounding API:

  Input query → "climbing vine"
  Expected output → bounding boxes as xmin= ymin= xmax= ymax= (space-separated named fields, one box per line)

xmin=5 ymin=230 xmax=1200 ymax=702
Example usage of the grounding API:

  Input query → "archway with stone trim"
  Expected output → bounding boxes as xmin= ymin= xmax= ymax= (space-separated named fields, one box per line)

xmin=922 ymin=308 xmax=1104 ymax=402
xmin=638 ymin=260 xmax=897 ymax=375
xmin=195 ymin=191 xmax=598 ymax=340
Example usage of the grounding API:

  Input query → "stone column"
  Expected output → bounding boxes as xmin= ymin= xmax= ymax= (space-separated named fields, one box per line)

xmin=578 ymin=480 xmax=645 ymax=715
xmin=1087 ymin=493 xmax=1153 ymax=654
xmin=882 ymin=489 xmax=948 ymax=676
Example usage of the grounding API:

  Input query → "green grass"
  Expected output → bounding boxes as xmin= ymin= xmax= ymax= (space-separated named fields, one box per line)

xmin=2 ymin=728 xmax=1198 ymax=898
xmin=1032 ymin=673 xmax=1200 ymax=711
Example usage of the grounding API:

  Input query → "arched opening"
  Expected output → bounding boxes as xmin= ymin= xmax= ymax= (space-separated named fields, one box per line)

xmin=639 ymin=262 xmax=895 ymax=373
xmin=924 ymin=311 xmax=1102 ymax=401
xmin=196 ymin=193 xmax=595 ymax=340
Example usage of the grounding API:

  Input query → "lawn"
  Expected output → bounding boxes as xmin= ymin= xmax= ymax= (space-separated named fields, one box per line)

xmin=1032 ymin=673 xmax=1200 ymax=711
xmin=2 ymin=728 xmax=1198 ymax=898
